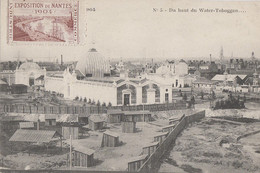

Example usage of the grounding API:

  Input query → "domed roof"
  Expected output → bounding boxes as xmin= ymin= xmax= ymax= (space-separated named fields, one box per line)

xmin=19 ymin=62 xmax=41 ymax=71
xmin=75 ymin=48 xmax=110 ymax=78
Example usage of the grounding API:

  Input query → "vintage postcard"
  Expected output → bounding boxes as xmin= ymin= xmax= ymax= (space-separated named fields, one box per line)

xmin=8 ymin=0 xmax=79 ymax=44
xmin=0 ymin=0 xmax=260 ymax=172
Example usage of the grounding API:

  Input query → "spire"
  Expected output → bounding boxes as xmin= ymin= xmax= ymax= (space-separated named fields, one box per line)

xmin=220 ymin=46 xmax=223 ymax=64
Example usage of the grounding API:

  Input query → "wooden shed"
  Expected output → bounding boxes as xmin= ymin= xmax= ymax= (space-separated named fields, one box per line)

xmin=154 ymin=132 xmax=169 ymax=144
xmin=122 ymin=121 xmax=136 ymax=133
xmin=45 ymin=114 xmax=57 ymax=126
xmin=62 ymin=126 xmax=79 ymax=139
xmin=88 ymin=115 xmax=105 ymax=131
xmin=128 ymin=154 xmax=148 ymax=172
xmin=67 ymin=146 xmax=95 ymax=167
xmin=123 ymin=111 xmax=152 ymax=122
xmin=101 ymin=131 xmax=120 ymax=147
xmin=107 ymin=109 xmax=124 ymax=123
xmin=142 ymin=141 xmax=159 ymax=156
xmin=0 ymin=116 xmax=24 ymax=131
xmin=162 ymin=124 xmax=176 ymax=133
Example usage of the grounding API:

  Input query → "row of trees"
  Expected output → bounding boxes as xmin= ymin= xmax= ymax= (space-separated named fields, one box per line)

xmin=74 ymin=96 xmax=112 ymax=107
xmin=213 ymin=94 xmax=245 ymax=110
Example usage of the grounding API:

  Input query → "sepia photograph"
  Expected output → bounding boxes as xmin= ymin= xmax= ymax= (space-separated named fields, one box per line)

xmin=0 ymin=0 xmax=260 ymax=172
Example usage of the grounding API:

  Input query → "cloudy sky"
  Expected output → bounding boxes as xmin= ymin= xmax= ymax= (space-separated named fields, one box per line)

xmin=1 ymin=0 xmax=260 ymax=62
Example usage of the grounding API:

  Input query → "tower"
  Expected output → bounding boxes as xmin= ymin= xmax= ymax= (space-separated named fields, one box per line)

xmin=220 ymin=46 xmax=223 ymax=64
xmin=251 ymin=51 xmax=255 ymax=60
xmin=253 ymin=69 xmax=259 ymax=86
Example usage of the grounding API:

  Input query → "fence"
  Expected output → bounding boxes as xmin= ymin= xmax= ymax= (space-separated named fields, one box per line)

xmin=0 ymin=102 xmax=187 ymax=116
xmin=137 ymin=110 xmax=205 ymax=173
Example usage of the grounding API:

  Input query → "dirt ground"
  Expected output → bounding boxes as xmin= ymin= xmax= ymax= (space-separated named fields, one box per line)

xmin=159 ymin=118 xmax=260 ymax=173
xmin=1 ymin=101 xmax=260 ymax=171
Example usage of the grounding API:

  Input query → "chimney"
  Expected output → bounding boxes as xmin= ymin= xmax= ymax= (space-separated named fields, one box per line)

xmin=61 ymin=55 xmax=64 ymax=66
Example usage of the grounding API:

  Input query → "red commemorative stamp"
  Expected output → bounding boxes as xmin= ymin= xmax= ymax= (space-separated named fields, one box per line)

xmin=8 ymin=0 xmax=79 ymax=44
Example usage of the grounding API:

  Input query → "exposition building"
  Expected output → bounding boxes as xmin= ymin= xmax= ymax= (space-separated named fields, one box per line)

xmin=45 ymin=48 xmax=173 ymax=106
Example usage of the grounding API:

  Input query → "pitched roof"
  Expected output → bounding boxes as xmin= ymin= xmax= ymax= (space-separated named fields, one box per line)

xmin=0 ymin=79 xmax=8 ymax=85
xmin=104 ymin=130 xmax=119 ymax=138
xmin=0 ymin=116 xmax=24 ymax=122
xmin=89 ymin=115 xmax=105 ymax=123
xmin=193 ymin=77 xmax=217 ymax=85
xmin=35 ymin=75 xmax=44 ymax=81
xmin=123 ymin=110 xmax=151 ymax=115
xmin=74 ymin=146 xmax=95 ymax=155
xmin=9 ymin=129 xmax=61 ymax=143
xmin=211 ymin=74 xmax=247 ymax=82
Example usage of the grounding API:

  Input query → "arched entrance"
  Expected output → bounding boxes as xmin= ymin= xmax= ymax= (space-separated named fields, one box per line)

xmin=122 ymin=89 xmax=131 ymax=105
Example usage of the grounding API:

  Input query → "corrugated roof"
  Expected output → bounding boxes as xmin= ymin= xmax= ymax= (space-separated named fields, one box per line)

xmin=104 ymin=130 xmax=119 ymax=138
xmin=9 ymin=129 xmax=61 ymax=143
xmin=19 ymin=122 xmax=34 ymax=129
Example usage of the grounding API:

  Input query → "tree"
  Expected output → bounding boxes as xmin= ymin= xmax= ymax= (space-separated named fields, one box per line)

xmin=183 ymin=93 xmax=187 ymax=101
xmin=97 ymin=100 xmax=100 ymax=107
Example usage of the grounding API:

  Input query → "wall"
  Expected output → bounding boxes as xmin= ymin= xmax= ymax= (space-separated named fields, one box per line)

xmin=45 ymin=76 xmax=66 ymax=95
xmin=138 ymin=110 xmax=205 ymax=173
xmin=70 ymin=80 xmax=117 ymax=106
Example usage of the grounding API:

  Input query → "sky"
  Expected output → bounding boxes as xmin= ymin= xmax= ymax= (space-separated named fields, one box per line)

xmin=1 ymin=0 xmax=260 ymax=62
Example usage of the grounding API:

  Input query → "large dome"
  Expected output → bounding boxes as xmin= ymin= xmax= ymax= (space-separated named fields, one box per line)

xmin=19 ymin=62 xmax=41 ymax=71
xmin=75 ymin=48 xmax=111 ymax=78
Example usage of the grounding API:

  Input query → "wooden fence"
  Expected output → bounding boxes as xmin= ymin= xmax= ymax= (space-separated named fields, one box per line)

xmin=137 ymin=110 xmax=206 ymax=173
xmin=0 ymin=102 xmax=187 ymax=116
